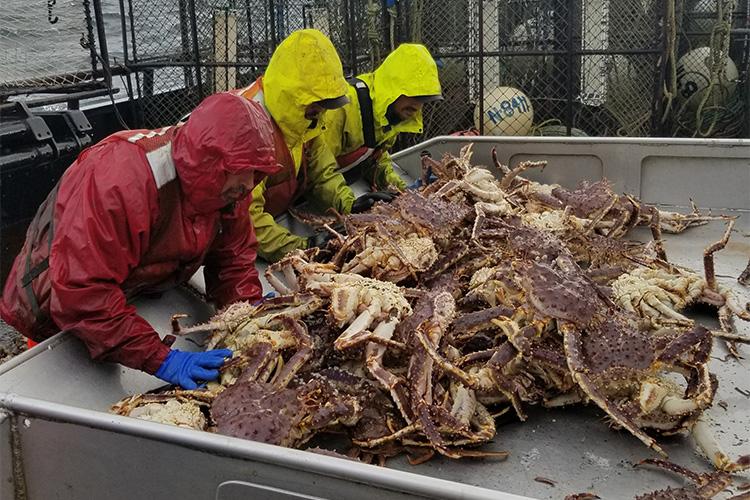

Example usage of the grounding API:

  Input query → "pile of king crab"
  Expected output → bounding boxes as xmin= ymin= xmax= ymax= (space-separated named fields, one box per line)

xmin=113 ymin=145 xmax=750 ymax=484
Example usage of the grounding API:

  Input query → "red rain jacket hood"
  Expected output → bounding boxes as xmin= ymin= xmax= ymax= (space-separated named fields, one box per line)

xmin=0 ymin=93 xmax=279 ymax=374
xmin=174 ymin=93 xmax=278 ymax=213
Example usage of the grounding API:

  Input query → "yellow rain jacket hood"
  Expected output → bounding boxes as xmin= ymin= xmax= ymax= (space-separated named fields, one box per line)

xmin=263 ymin=29 xmax=349 ymax=149
xmin=323 ymin=44 xmax=441 ymax=189
xmin=371 ymin=43 xmax=442 ymax=131
xmin=244 ymin=30 xmax=355 ymax=262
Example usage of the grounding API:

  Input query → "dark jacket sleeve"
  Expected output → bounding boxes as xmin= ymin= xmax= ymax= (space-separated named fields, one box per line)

xmin=48 ymin=141 xmax=171 ymax=374
xmin=204 ymin=195 xmax=263 ymax=308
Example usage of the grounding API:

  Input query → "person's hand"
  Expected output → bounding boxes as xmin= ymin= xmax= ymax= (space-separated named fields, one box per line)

xmin=407 ymin=173 xmax=438 ymax=190
xmin=351 ymin=191 xmax=399 ymax=213
xmin=307 ymin=223 xmax=347 ymax=249
xmin=308 ymin=231 xmax=333 ymax=249
xmin=155 ymin=348 xmax=232 ymax=389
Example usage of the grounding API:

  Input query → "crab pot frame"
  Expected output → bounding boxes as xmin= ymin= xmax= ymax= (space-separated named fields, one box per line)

xmin=0 ymin=136 xmax=748 ymax=500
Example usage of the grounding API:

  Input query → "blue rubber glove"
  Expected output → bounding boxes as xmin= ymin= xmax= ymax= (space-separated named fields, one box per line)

xmin=155 ymin=349 xmax=233 ymax=390
xmin=252 ymin=291 xmax=277 ymax=306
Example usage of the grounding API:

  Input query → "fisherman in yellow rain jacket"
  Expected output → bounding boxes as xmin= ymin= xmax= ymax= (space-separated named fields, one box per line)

xmin=322 ymin=44 xmax=443 ymax=192
xmin=234 ymin=30 xmax=388 ymax=262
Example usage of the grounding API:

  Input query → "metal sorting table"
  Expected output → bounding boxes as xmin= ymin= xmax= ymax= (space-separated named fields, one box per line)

xmin=0 ymin=137 xmax=748 ymax=500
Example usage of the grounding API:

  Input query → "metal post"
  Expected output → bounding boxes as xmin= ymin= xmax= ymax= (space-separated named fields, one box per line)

xmin=651 ymin=0 xmax=668 ymax=136
xmin=82 ymin=0 xmax=99 ymax=75
xmin=381 ymin=0 xmax=388 ymax=51
xmin=478 ymin=0 xmax=484 ymax=134
xmin=143 ymin=68 xmax=154 ymax=97
xmin=187 ymin=0 xmax=205 ymax=100
xmin=91 ymin=0 xmax=112 ymax=88
xmin=269 ymin=0 xmax=277 ymax=47
xmin=245 ymin=0 xmax=255 ymax=64
xmin=348 ymin=0 xmax=358 ymax=74
xmin=565 ymin=1 xmax=574 ymax=136
xmin=178 ymin=0 xmax=196 ymax=88
xmin=125 ymin=0 xmax=145 ymax=127
xmin=118 ymin=0 xmax=136 ymax=111
xmin=743 ymin=0 xmax=750 ymax=136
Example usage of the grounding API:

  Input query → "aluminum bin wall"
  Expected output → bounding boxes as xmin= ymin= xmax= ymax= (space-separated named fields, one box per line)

xmin=0 ymin=137 xmax=748 ymax=500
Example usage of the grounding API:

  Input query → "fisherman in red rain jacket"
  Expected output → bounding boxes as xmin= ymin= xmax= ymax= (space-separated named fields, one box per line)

xmin=0 ymin=92 xmax=280 ymax=389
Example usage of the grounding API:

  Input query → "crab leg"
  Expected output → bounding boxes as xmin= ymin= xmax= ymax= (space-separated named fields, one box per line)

xmin=352 ymin=423 xmax=420 ymax=448
xmin=639 ymin=381 xmax=701 ymax=415
xmin=704 ymin=218 xmax=735 ymax=291
xmin=364 ymin=319 xmax=414 ymax=423
xmin=281 ymin=264 xmax=299 ymax=291
xmin=416 ymin=324 xmax=528 ymax=419
xmin=229 ymin=342 xmax=275 ymax=384
xmin=265 ymin=271 xmax=293 ymax=295
xmin=322 ymin=223 xmax=346 ymax=243
xmin=711 ymin=330 xmax=750 ymax=343
xmin=608 ymin=194 xmax=641 ymax=238
xmin=437 ymin=396 xmax=499 ymax=446
xmin=739 ymin=257 xmax=750 ymax=286
xmin=638 ymin=299 xmax=671 ymax=323
xmin=342 ymin=262 xmax=369 ymax=274
xmin=491 ymin=146 xmax=512 ymax=174
xmin=723 ymin=293 xmax=750 ymax=322
xmin=584 ymin=195 xmax=619 ymax=237
xmin=378 ymin=224 xmax=420 ymax=282
xmin=543 ymin=392 xmax=584 ymax=408
xmin=458 ymin=349 xmax=496 ymax=366
xmin=691 ymin=418 xmax=750 ymax=472
xmin=500 ymin=160 xmax=546 ymax=190
xmin=362 ymin=335 xmax=406 ymax=350
xmin=642 ymin=294 xmax=694 ymax=324
xmin=331 ymin=233 xmax=363 ymax=268
xmin=636 ymin=458 xmax=704 ymax=482
xmin=333 ymin=307 xmax=376 ymax=350
xmin=270 ymin=318 xmax=313 ymax=388
xmin=561 ymin=323 xmax=667 ymax=457
xmin=647 ymin=207 xmax=668 ymax=261
xmin=657 ymin=202 xmax=724 ymax=233
xmin=415 ymin=323 xmax=478 ymax=388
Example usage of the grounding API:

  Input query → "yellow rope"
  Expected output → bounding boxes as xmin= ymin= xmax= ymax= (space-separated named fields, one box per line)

xmin=366 ymin=0 xmax=381 ymax=67
xmin=387 ymin=5 xmax=397 ymax=51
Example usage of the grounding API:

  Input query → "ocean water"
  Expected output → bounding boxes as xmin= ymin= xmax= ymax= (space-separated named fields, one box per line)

xmin=1 ymin=0 xmax=168 ymax=85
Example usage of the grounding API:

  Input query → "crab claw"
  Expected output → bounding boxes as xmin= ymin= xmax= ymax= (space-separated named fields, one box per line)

xmin=170 ymin=313 xmax=190 ymax=334
xmin=334 ymin=307 xmax=376 ymax=350
xmin=692 ymin=418 xmax=750 ymax=472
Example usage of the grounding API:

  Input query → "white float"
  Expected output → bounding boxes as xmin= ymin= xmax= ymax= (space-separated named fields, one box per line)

xmin=475 ymin=86 xmax=534 ymax=136
xmin=676 ymin=46 xmax=738 ymax=108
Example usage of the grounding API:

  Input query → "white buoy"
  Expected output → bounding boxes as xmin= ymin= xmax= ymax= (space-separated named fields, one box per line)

xmin=475 ymin=86 xmax=534 ymax=136
xmin=676 ymin=46 xmax=738 ymax=108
